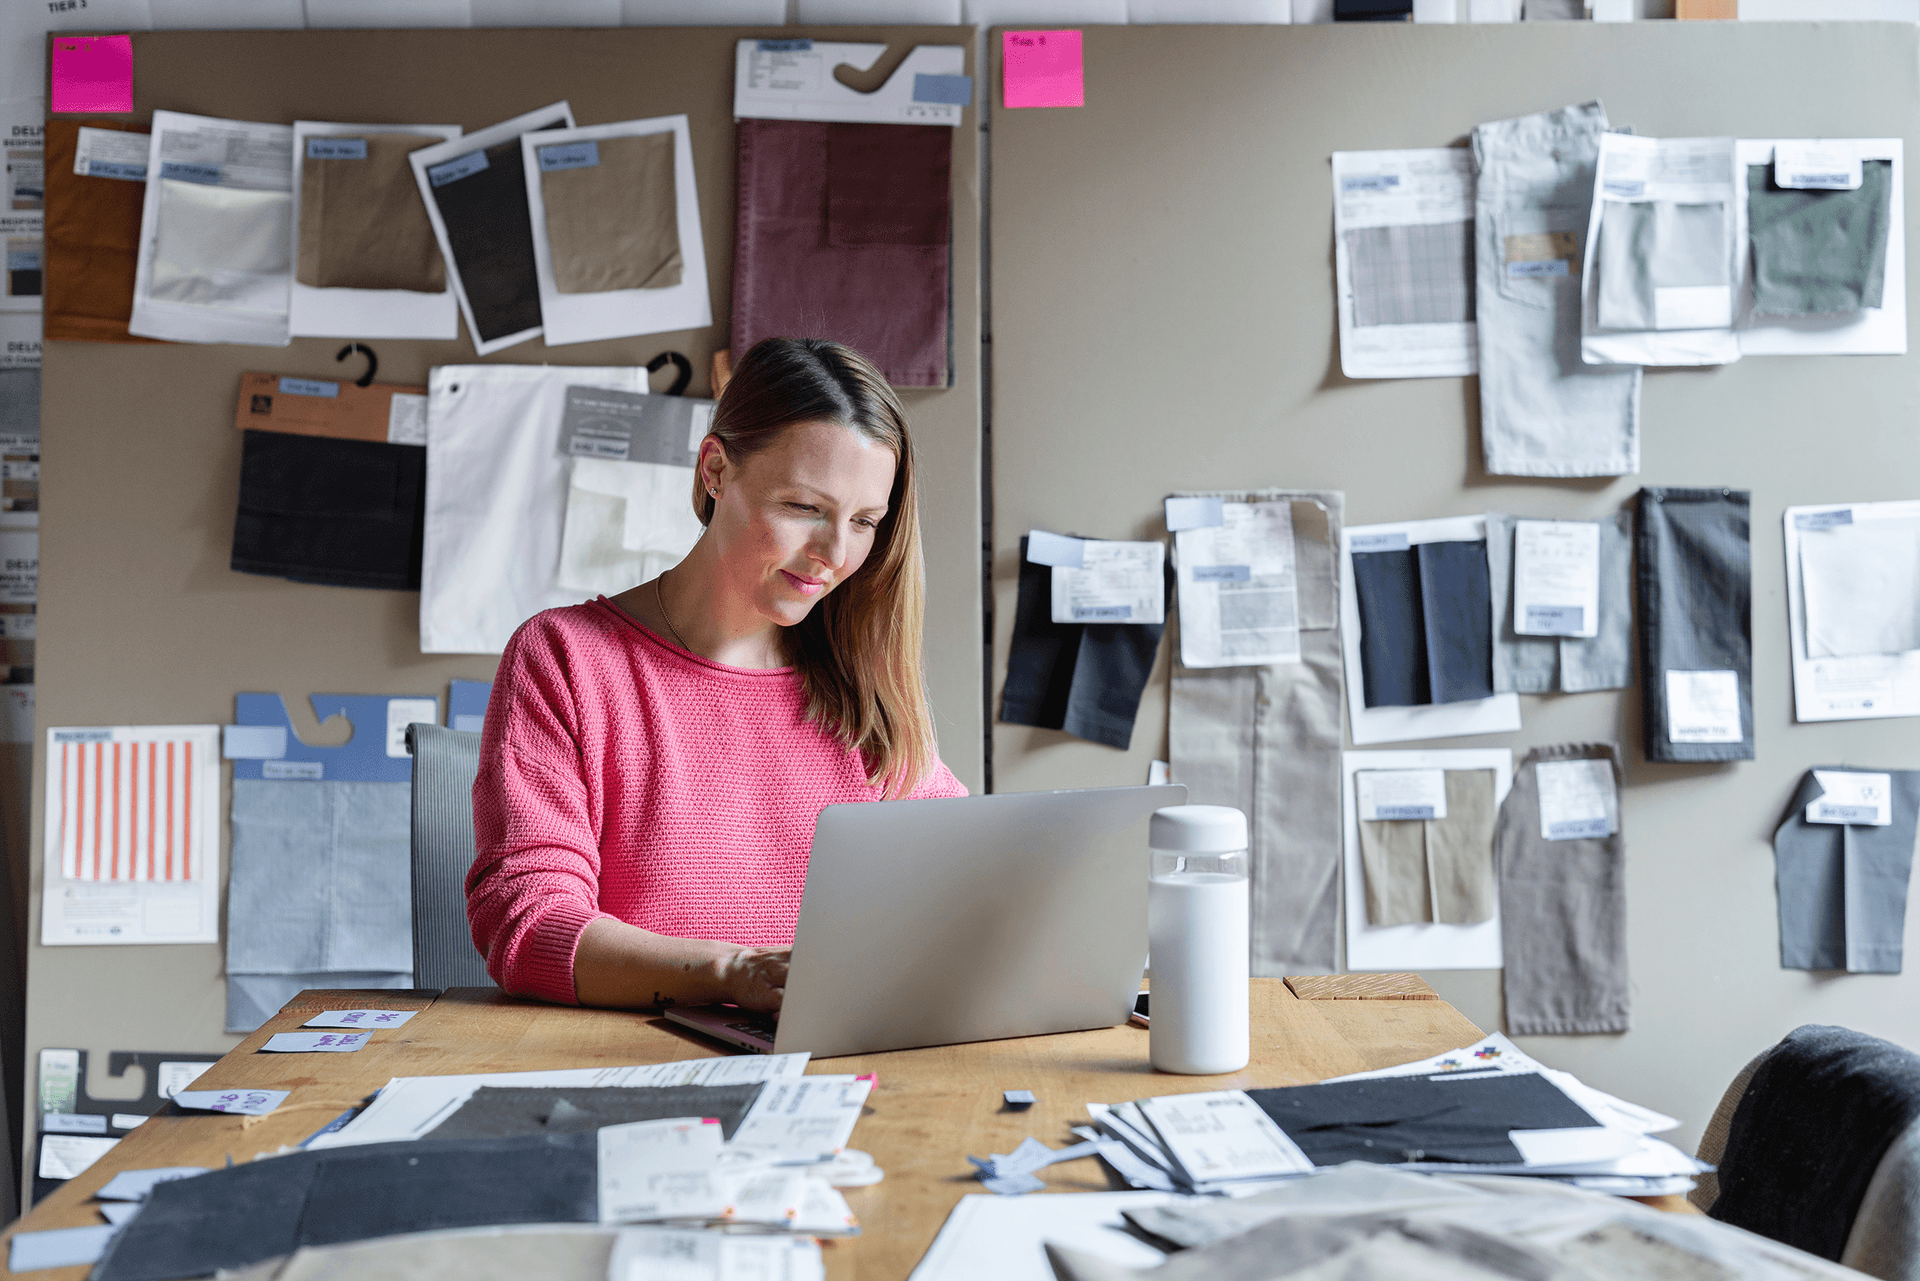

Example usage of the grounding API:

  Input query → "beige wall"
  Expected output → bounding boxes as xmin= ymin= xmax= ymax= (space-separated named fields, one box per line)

xmin=987 ymin=20 xmax=1920 ymax=1152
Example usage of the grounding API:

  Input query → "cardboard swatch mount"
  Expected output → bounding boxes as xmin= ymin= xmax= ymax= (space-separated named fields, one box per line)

xmin=733 ymin=38 xmax=969 ymax=127
xmin=229 ymin=693 xmax=438 ymax=783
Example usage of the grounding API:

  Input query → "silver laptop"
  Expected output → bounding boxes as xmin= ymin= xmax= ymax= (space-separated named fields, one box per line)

xmin=664 ymin=784 xmax=1184 ymax=1058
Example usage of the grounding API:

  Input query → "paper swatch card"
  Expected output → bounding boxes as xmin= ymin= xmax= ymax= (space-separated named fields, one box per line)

xmin=259 ymin=1031 xmax=369 ymax=1053
xmin=1136 ymin=1090 xmax=1311 ymax=1182
xmin=729 ymin=1074 xmax=874 ymax=1162
xmin=1356 ymin=769 xmax=1448 ymax=822
xmin=1808 ymin=770 xmax=1892 ymax=826
xmin=1003 ymin=30 xmax=1083 ymax=110
xmin=598 ymin=1116 xmax=728 ymax=1224
xmin=1665 ymin=670 xmax=1741 ymax=744
xmin=171 ymin=1088 xmax=288 ymax=1115
xmin=1513 ymin=519 xmax=1600 ymax=638
xmin=1048 ymin=540 xmax=1165 ymax=625
xmin=1175 ymin=501 xmax=1300 ymax=668
xmin=302 ymin=1008 xmax=417 ymax=1029
xmin=1536 ymin=759 xmax=1618 ymax=841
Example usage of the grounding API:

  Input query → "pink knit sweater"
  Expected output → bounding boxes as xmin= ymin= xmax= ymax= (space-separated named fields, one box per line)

xmin=466 ymin=598 xmax=966 ymax=1004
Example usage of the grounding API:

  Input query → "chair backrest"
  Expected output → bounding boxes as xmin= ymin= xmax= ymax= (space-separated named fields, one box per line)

xmin=1689 ymin=1045 xmax=1775 ymax=1212
xmin=1846 ymin=1117 xmax=1920 ymax=1281
xmin=406 ymin=723 xmax=494 ymax=990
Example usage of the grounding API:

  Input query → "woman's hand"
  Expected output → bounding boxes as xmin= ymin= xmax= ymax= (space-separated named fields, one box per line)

xmin=715 ymin=947 xmax=790 ymax=1012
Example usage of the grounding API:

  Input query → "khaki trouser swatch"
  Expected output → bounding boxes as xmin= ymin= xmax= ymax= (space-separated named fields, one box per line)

xmin=298 ymin=133 xmax=447 ymax=293
xmin=539 ymin=133 xmax=682 ymax=295
xmin=1359 ymin=769 xmax=1498 ymax=927
xmin=1170 ymin=490 xmax=1345 ymax=975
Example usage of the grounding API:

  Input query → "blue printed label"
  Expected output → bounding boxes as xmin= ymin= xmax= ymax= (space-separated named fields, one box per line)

xmin=1815 ymin=803 xmax=1879 ymax=824
xmin=538 ymin=141 xmax=600 ymax=172
xmin=1193 ymin=565 xmax=1252 ymax=583
xmin=278 ymin=378 xmax=339 ymax=399
xmin=1074 ymin=605 xmax=1133 ymax=621
xmin=1524 ymin=604 xmax=1583 ymax=632
xmin=159 ymin=161 xmax=222 ymax=184
xmin=89 ymin=160 xmax=146 ymax=181
xmin=758 ymin=38 xmax=813 ymax=51
xmin=263 ymin=760 xmax=323 ymax=781
xmin=1341 ymin=175 xmax=1399 ymax=192
xmin=1351 ymin=532 xmax=1410 ymax=553
xmin=912 ymin=73 xmax=974 ymax=106
xmin=53 ymin=729 xmax=111 ymax=743
xmin=1507 ymin=259 xmax=1570 ymax=278
xmin=1795 ymin=508 xmax=1854 ymax=530
xmin=1374 ymin=805 xmax=1437 ymax=821
xmin=1547 ymin=817 xmax=1613 ymax=841
xmin=306 ymin=137 xmax=367 ymax=160
xmin=1603 ymin=179 xmax=1645 ymax=198
xmin=427 ymin=151 xmax=488 ymax=187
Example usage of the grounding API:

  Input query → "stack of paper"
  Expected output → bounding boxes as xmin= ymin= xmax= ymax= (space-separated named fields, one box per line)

xmin=1082 ymin=1035 xmax=1705 ymax=1198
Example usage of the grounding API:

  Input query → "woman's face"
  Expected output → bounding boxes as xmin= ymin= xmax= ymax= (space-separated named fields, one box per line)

xmin=701 ymin=420 xmax=898 ymax=628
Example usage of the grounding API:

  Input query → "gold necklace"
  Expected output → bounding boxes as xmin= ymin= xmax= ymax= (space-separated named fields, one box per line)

xmin=654 ymin=575 xmax=692 ymax=652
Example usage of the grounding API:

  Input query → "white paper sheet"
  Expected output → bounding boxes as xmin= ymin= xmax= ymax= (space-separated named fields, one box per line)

xmin=1785 ymin=500 xmax=1920 ymax=722
xmin=129 ymin=112 xmax=293 ymax=346
xmin=521 ymin=115 xmax=711 ymax=347
xmin=728 ymin=1074 xmax=873 ymax=1162
xmin=608 ymin=1228 xmax=825 ymax=1281
xmin=909 ymin=1192 xmax=1175 ymax=1281
xmin=1135 ymin=1091 xmax=1311 ymax=1183
xmin=1049 ymin=540 xmax=1164 ymax=624
xmin=1341 ymin=516 xmax=1521 ymax=745
xmin=288 ymin=122 xmax=461 ymax=340
xmin=1735 ymin=139 xmax=1906 ymax=356
xmin=1512 ymin=519 xmax=1599 ymax=638
xmin=1343 ymin=748 xmax=1510 ymax=971
xmin=40 ymin=724 xmax=222 ymax=946
xmin=1331 ymin=148 xmax=1477 ymax=379
xmin=408 ymin=102 xmax=575 ymax=357
xmin=1580 ymin=133 xmax=1741 ymax=367
xmin=1175 ymin=499 xmax=1300 ymax=667
xmin=598 ymin=1117 xmax=728 ymax=1224
xmin=1536 ymin=758 xmax=1617 ymax=841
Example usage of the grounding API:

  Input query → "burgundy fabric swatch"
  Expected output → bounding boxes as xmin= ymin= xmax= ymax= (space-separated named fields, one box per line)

xmin=731 ymin=119 xmax=951 ymax=388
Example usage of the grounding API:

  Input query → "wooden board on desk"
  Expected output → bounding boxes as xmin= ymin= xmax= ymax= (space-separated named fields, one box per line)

xmin=0 ymin=979 xmax=1482 ymax=1280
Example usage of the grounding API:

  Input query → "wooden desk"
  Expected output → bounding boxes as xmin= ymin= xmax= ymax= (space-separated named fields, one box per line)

xmin=2 ymin=980 xmax=1488 ymax=1279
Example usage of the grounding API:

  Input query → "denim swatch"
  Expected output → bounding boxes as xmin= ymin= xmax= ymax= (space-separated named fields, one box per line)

xmin=1352 ymin=541 xmax=1492 ymax=707
xmin=1635 ymin=487 xmax=1753 ymax=763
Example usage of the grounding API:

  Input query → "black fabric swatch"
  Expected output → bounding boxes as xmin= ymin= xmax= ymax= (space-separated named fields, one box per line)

xmin=1352 ymin=548 xmax=1429 ymax=708
xmin=999 ymin=537 xmax=1167 ymax=751
xmin=1711 ymin=1024 xmax=1920 ymax=1261
xmin=92 ymin=1133 xmax=597 ymax=1281
xmin=231 ymin=429 xmax=425 ymax=591
xmin=1246 ymin=1072 xmax=1599 ymax=1166
xmin=425 ymin=1082 xmax=764 ymax=1142
xmin=1417 ymin=540 xmax=1494 ymax=704
xmin=427 ymin=122 xmax=563 ymax=344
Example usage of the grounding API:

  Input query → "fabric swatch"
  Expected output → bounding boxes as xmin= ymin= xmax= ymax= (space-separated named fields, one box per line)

xmin=298 ymin=133 xmax=447 ymax=293
xmin=733 ymin=119 xmax=951 ymax=388
xmin=1497 ymin=743 xmax=1629 ymax=1036
xmin=1773 ymin=768 xmax=1920 ymax=974
xmin=1358 ymin=813 xmax=1428 ymax=927
xmin=42 ymin=119 xmax=155 ymax=344
xmin=150 ymin=180 xmax=292 ymax=311
xmin=1352 ymin=541 xmax=1493 ymax=708
xmin=1248 ymin=1072 xmax=1599 ymax=1166
xmin=1000 ymin=536 xmax=1166 ymax=751
xmin=427 ymin=136 xmax=550 ymax=344
xmin=1170 ymin=491 xmax=1345 ymax=975
xmin=426 ymin=1083 xmax=764 ymax=1141
xmin=1351 ymin=547 xmax=1427 ymax=708
xmin=231 ymin=430 xmax=426 ymax=591
xmin=1359 ymin=769 xmax=1497 ymax=927
xmin=1486 ymin=510 xmax=1633 ymax=694
xmin=1800 ymin=518 xmax=1920 ymax=659
xmin=553 ymin=457 xmax=703 ymax=596
xmin=1635 ymin=487 xmax=1753 ymax=763
xmin=1749 ymin=159 xmax=1893 ymax=316
xmin=540 ymin=132 xmax=682 ymax=295
xmin=1345 ymin=221 xmax=1474 ymax=327
xmin=1597 ymin=200 xmax=1730 ymax=331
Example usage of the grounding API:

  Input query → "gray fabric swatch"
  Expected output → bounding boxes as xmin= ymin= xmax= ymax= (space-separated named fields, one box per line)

xmin=1749 ymin=159 xmax=1893 ymax=316
xmin=408 ymin=724 xmax=492 ymax=990
xmin=1345 ymin=221 xmax=1474 ymax=327
xmin=1635 ymin=487 xmax=1753 ymax=763
xmin=1473 ymin=101 xmax=1641 ymax=478
xmin=1359 ymin=814 xmax=1428 ymax=927
xmin=1497 ymin=743 xmax=1629 ymax=1036
xmin=1773 ymin=768 xmax=1920 ymax=974
xmin=1486 ymin=510 xmax=1632 ymax=695
xmin=1170 ymin=490 xmax=1344 ymax=975
xmin=226 ymin=779 xmax=414 ymax=1033
xmin=425 ymin=1083 xmax=765 ymax=1141
xmin=1596 ymin=200 xmax=1729 ymax=331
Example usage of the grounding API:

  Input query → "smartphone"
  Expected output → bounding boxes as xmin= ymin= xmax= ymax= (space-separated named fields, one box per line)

xmin=1128 ymin=991 xmax=1149 ymax=1028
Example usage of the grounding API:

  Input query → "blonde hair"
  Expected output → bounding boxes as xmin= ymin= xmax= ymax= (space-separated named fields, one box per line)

xmin=694 ymin=339 xmax=936 ymax=798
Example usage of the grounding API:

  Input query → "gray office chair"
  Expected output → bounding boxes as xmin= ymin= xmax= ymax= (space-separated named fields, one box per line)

xmin=406 ymin=723 xmax=495 ymax=990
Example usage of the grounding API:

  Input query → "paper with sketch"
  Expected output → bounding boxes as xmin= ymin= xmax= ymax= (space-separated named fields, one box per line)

xmin=598 ymin=1117 xmax=728 ymax=1224
xmin=1175 ymin=501 xmax=1300 ymax=668
xmin=1136 ymin=1090 xmax=1312 ymax=1182
xmin=303 ymin=1008 xmax=417 ymax=1029
xmin=1332 ymin=149 xmax=1477 ymax=379
xmin=1786 ymin=501 xmax=1920 ymax=723
xmin=729 ymin=1074 xmax=873 ymax=1161
xmin=308 ymin=1052 xmax=810 ymax=1148
xmin=1046 ymin=540 xmax=1165 ymax=624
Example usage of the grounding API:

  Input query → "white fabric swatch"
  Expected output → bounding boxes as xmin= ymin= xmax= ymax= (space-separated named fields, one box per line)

xmin=150 ymin=181 xmax=291 ymax=311
xmin=1802 ymin=518 xmax=1920 ymax=658
xmin=555 ymin=458 xmax=704 ymax=595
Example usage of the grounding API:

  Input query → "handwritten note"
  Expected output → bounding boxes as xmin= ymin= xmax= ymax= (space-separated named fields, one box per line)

xmin=1003 ymin=30 xmax=1083 ymax=110
xmin=259 ymin=1031 xmax=369 ymax=1054
xmin=171 ymin=1088 xmax=289 ymax=1115
xmin=302 ymin=1009 xmax=417 ymax=1030
xmin=51 ymin=35 xmax=134 ymax=115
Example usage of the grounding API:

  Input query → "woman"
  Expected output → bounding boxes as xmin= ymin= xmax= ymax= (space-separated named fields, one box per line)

xmin=466 ymin=339 xmax=967 ymax=1014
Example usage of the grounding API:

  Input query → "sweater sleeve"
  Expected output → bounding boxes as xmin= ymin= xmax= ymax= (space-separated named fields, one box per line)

xmin=466 ymin=618 xmax=615 ymax=1004
xmin=910 ymin=756 xmax=970 ymax=800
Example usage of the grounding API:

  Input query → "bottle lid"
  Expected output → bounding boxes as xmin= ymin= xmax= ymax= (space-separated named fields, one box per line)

xmin=1149 ymin=804 xmax=1248 ymax=853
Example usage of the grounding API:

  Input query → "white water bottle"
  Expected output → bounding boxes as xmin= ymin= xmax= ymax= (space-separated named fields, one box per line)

xmin=1148 ymin=804 xmax=1250 ymax=1075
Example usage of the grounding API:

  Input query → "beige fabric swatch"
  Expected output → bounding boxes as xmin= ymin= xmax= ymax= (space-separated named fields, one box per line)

xmin=1426 ymin=769 xmax=1497 ymax=925
xmin=151 ymin=180 xmax=291 ymax=310
xmin=1360 ymin=817 xmax=1430 ymax=927
xmin=540 ymin=134 xmax=681 ymax=295
xmin=298 ymin=133 xmax=447 ymax=293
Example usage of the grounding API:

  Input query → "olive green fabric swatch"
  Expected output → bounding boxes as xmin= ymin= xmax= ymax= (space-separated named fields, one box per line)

xmin=1748 ymin=159 xmax=1892 ymax=316
xmin=298 ymin=133 xmax=447 ymax=293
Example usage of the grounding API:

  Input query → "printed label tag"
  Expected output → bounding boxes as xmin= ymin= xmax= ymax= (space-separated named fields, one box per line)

xmin=427 ymin=151 xmax=488 ymax=187
xmin=538 ymin=141 xmax=599 ymax=172
xmin=1794 ymin=508 xmax=1854 ymax=531
xmin=386 ymin=698 xmax=437 ymax=758
xmin=1513 ymin=519 xmax=1600 ymax=639
xmin=1050 ymin=540 xmax=1165 ymax=626
xmin=1074 ymin=605 xmax=1131 ymax=621
xmin=303 ymin=1008 xmax=418 ymax=1029
xmin=277 ymin=377 xmax=338 ymax=399
xmin=913 ymin=73 xmax=973 ymax=105
xmin=262 ymin=759 xmax=322 ymax=781
xmin=259 ymin=1031 xmax=370 ymax=1054
xmin=1504 ymin=230 xmax=1579 ymax=264
xmin=1192 ymin=564 xmax=1251 ymax=582
xmin=305 ymin=138 xmax=367 ymax=160
xmin=1774 ymin=141 xmax=1863 ymax=191
xmin=758 ymin=38 xmax=814 ymax=51
xmin=1164 ymin=496 xmax=1224 ymax=531
xmin=1350 ymin=532 xmax=1410 ymax=554
xmin=1807 ymin=770 xmax=1892 ymax=826
xmin=86 ymin=160 xmax=145 ymax=181
xmin=1603 ymin=179 xmax=1645 ymax=198
xmin=1508 ymin=259 xmax=1570 ymax=278
xmin=74 ymin=127 xmax=149 ymax=181
xmin=42 ymin=1112 xmax=107 ymax=1134
xmin=1341 ymin=175 xmax=1398 ymax=192
xmin=158 ymin=160 xmax=221 ymax=185
xmin=387 ymin=393 xmax=428 ymax=447
xmin=1537 ymin=758 xmax=1617 ymax=841
xmin=1025 ymin=530 xmax=1085 ymax=568
xmin=171 ymin=1088 xmax=288 ymax=1115
xmin=1666 ymin=669 xmax=1742 ymax=744
xmin=557 ymin=386 xmax=699 ymax=466
xmin=1356 ymin=769 xmax=1448 ymax=822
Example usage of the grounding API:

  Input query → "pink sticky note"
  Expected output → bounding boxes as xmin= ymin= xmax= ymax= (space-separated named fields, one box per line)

xmin=51 ymin=34 xmax=133 ymax=115
xmin=1003 ymin=30 xmax=1083 ymax=110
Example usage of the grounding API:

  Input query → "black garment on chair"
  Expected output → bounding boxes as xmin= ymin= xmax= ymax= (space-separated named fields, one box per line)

xmin=231 ymin=430 xmax=425 ymax=590
xmin=1710 ymin=1024 xmax=1920 ymax=1261
xmin=999 ymin=537 xmax=1166 ymax=751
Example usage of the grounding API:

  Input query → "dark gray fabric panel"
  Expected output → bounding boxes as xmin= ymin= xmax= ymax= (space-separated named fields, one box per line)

xmin=408 ymin=723 xmax=493 ymax=990
xmin=1634 ymin=487 xmax=1753 ymax=763
xmin=1774 ymin=767 xmax=1920 ymax=974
